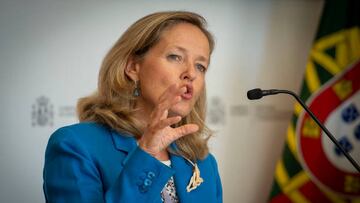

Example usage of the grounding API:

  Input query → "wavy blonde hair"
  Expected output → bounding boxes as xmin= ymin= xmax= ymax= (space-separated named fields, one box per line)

xmin=77 ymin=11 xmax=215 ymax=161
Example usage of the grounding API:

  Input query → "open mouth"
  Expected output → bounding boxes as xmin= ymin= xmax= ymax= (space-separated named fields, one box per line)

xmin=181 ymin=85 xmax=193 ymax=100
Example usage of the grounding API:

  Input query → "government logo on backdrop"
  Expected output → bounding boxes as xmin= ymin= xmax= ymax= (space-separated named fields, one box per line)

xmin=32 ymin=96 xmax=54 ymax=127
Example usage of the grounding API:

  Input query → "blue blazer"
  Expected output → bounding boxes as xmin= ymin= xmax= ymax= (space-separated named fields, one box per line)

xmin=43 ymin=122 xmax=222 ymax=203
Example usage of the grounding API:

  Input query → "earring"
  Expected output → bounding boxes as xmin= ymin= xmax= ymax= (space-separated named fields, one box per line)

xmin=133 ymin=80 xmax=141 ymax=97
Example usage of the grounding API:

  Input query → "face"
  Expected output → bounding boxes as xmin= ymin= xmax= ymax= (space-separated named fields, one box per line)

xmin=129 ymin=23 xmax=210 ymax=118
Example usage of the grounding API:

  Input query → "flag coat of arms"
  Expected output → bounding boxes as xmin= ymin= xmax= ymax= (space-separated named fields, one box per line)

xmin=268 ymin=0 xmax=360 ymax=202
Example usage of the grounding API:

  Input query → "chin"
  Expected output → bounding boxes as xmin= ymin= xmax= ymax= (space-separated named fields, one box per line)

xmin=169 ymin=105 xmax=192 ymax=118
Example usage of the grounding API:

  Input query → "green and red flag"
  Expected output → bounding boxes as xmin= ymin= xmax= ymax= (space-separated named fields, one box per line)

xmin=268 ymin=0 xmax=360 ymax=202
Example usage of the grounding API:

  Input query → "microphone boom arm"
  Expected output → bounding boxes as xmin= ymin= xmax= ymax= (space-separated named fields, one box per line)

xmin=277 ymin=89 xmax=360 ymax=172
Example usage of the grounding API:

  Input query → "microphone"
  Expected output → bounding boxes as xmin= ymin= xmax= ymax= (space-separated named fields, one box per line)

xmin=247 ymin=88 xmax=360 ymax=172
xmin=247 ymin=88 xmax=281 ymax=100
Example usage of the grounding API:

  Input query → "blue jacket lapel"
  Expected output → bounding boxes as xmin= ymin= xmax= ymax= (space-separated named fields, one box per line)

xmin=170 ymin=154 xmax=194 ymax=202
xmin=110 ymin=130 xmax=137 ymax=153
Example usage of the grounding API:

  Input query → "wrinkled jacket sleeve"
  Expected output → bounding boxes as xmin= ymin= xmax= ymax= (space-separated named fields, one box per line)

xmin=43 ymin=127 xmax=173 ymax=203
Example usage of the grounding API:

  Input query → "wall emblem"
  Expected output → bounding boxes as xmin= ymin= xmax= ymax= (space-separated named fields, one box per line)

xmin=32 ymin=96 xmax=54 ymax=127
xmin=208 ymin=96 xmax=225 ymax=125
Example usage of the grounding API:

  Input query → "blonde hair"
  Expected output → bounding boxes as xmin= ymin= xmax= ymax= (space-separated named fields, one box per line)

xmin=77 ymin=11 xmax=215 ymax=161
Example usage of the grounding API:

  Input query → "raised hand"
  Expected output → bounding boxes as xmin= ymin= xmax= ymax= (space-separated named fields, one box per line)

xmin=138 ymin=84 xmax=199 ymax=160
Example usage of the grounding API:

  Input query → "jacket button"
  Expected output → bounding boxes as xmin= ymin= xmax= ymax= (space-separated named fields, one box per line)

xmin=144 ymin=178 xmax=152 ymax=186
xmin=147 ymin=171 xmax=155 ymax=179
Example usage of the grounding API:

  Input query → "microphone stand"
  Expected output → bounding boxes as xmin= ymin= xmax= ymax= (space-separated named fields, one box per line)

xmin=272 ymin=89 xmax=360 ymax=172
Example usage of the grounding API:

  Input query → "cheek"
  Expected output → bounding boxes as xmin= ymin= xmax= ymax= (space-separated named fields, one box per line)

xmin=140 ymin=69 xmax=176 ymax=100
xmin=159 ymin=75 xmax=174 ymax=86
xmin=158 ymin=66 xmax=181 ymax=85
xmin=145 ymin=64 xmax=176 ymax=84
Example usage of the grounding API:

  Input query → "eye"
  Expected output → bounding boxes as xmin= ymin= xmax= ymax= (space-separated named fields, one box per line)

xmin=167 ymin=54 xmax=182 ymax=62
xmin=196 ymin=63 xmax=207 ymax=73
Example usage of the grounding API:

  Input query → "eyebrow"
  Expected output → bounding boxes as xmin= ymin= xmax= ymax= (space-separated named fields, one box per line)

xmin=172 ymin=46 xmax=209 ymax=63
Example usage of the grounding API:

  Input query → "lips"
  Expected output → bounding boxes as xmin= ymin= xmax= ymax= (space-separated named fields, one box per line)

xmin=181 ymin=84 xmax=193 ymax=100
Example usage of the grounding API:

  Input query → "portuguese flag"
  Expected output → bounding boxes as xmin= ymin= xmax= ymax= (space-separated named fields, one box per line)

xmin=268 ymin=1 xmax=360 ymax=202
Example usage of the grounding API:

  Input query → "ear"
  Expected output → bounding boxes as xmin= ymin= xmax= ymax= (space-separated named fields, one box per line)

xmin=124 ymin=57 xmax=140 ymax=82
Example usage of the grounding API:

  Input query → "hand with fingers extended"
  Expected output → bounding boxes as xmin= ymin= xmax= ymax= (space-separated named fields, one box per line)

xmin=138 ymin=84 xmax=199 ymax=160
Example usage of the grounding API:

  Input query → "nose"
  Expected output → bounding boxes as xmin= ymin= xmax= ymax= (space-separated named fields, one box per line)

xmin=180 ymin=62 xmax=197 ymax=81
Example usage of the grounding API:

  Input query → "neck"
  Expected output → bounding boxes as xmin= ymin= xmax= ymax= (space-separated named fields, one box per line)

xmin=132 ymin=99 xmax=152 ymax=131
xmin=156 ymin=151 xmax=170 ymax=161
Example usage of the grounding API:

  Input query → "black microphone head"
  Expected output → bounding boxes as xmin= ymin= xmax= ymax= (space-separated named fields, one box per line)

xmin=247 ymin=88 xmax=263 ymax=100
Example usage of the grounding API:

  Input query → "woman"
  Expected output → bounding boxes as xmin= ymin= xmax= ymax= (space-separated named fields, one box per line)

xmin=43 ymin=11 xmax=222 ymax=203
